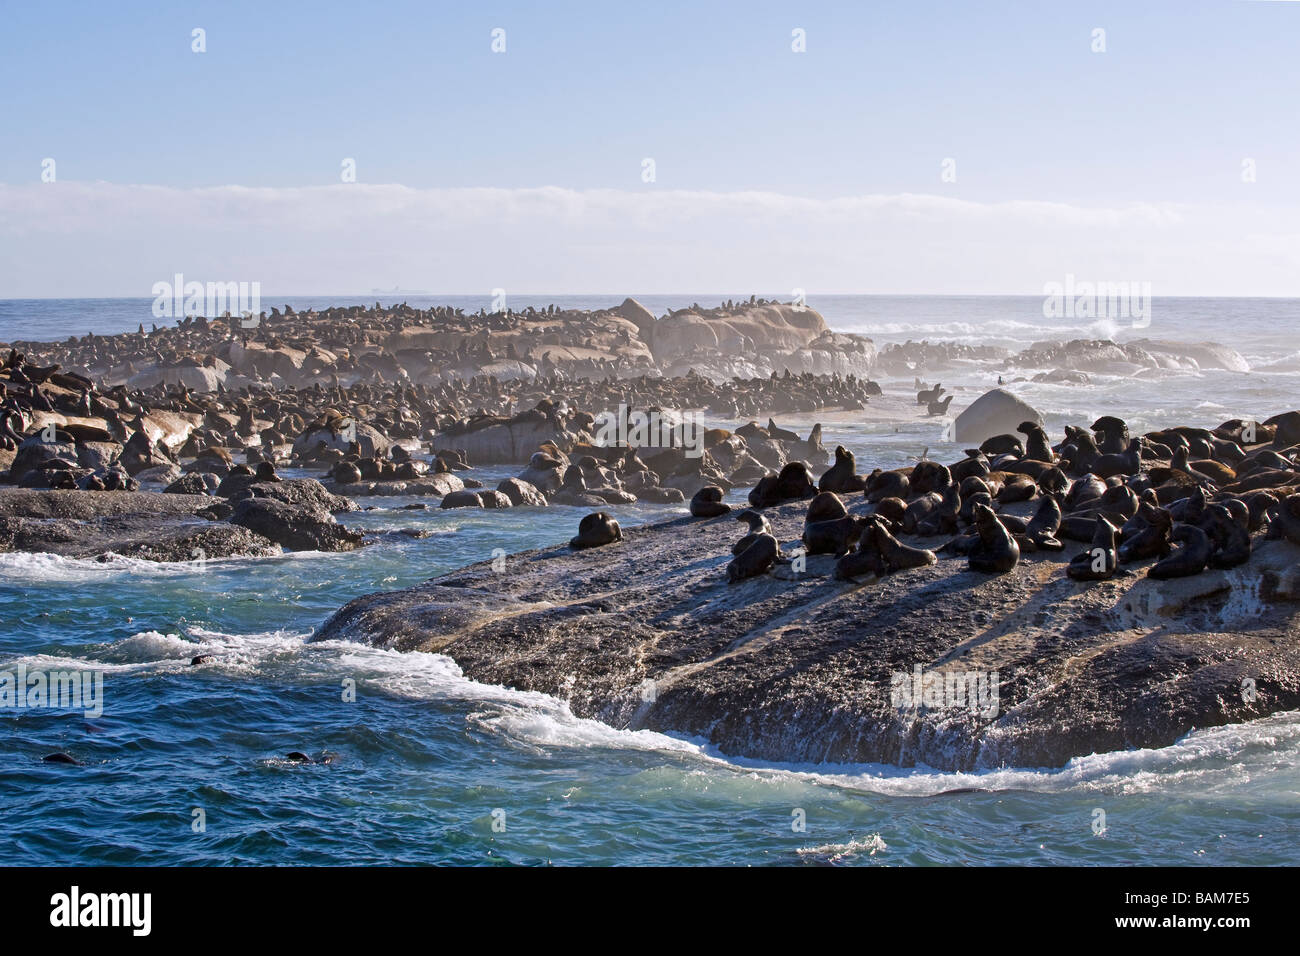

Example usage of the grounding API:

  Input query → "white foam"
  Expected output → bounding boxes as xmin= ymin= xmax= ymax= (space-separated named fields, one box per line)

xmin=10 ymin=625 xmax=1299 ymax=801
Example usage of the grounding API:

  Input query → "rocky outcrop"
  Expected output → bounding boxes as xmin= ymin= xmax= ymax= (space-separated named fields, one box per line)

xmin=229 ymin=498 xmax=364 ymax=552
xmin=313 ymin=501 xmax=1300 ymax=770
xmin=0 ymin=489 xmax=278 ymax=561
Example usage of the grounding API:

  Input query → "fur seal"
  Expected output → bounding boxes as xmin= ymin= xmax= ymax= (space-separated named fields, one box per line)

xmin=1018 ymin=421 xmax=1053 ymax=462
xmin=569 ymin=512 xmax=623 ymax=549
xmin=1148 ymin=523 xmax=1212 ymax=578
xmin=908 ymin=460 xmax=951 ymax=496
xmin=967 ymin=503 xmax=1020 ymax=573
xmin=868 ymin=517 xmax=938 ymax=572
xmin=690 ymin=485 xmax=731 ymax=518
xmin=865 ymin=468 xmax=909 ymax=503
xmin=733 ymin=509 xmax=774 ymax=554
xmin=1022 ymin=495 xmax=1065 ymax=551
xmin=805 ymin=490 xmax=849 ymax=524
xmin=1199 ymin=503 xmax=1251 ymax=568
xmin=727 ymin=532 xmax=781 ymax=583
xmin=818 ymin=445 xmax=867 ymax=493
xmin=834 ymin=537 xmax=886 ymax=580
xmin=803 ymin=514 xmax=871 ymax=556
xmin=1067 ymin=516 xmax=1119 ymax=581
xmin=1117 ymin=502 xmax=1173 ymax=564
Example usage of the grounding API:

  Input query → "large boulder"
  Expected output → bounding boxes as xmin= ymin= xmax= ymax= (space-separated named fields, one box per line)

xmin=497 ymin=477 xmax=548 ymax=507
xmin=953 ymin=389 xmax=1044 ymax=445
xmin=292 ymin=422 xmax=392 ymax=460
xmin=611 ymin=297 xmax=657 ymax=344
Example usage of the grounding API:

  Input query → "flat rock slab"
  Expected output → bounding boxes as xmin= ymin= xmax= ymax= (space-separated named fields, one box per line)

xmin=315 ymin=501 xmax=1300 ymax=770
xmin=0 ymin=488 xmax=278 ymax=561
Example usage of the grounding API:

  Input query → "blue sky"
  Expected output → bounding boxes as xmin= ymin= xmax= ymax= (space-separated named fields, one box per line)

xmin=2 ymin=0 xmax=1298 ymax=295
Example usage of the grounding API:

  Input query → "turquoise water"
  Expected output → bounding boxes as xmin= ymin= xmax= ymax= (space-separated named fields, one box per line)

xmin=2 ymin=297 xmax=1299 ymax=865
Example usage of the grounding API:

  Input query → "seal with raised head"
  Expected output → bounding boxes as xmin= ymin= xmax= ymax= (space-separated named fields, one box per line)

xmin=1067 ymin=516 xmax=1119 ymax=581
xmin=834 ymin=536 xmax=886 ymax=580
xmin=1018 ymin=420 xmax=1054 ymax=462
xmin=733 ymin=509 xmax=774 ymax=554
xmin=818 ymin=445 xmax=866 ymax=493
xmin=569 ymin=512 xmax=623 ymax=550
xmin=967 ymin=503 xmax=1020 ymax=573
xmin=1117 ymin=502 xmax=1172 ymax=564
xmin=1021 ymin=494 xmax=1065 ymax=551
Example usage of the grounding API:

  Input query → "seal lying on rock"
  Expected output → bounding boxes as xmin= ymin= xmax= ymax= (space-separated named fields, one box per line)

xmin=748 ymin=461 xmax=817 ymax=508
xmin=727 ymin=532 xmax=781 ymax=583
xmin=569 ymin=512 xmax=623 ymax=550
xmin=867 ymin=516 xmax=937 ymax=572
xmin=802 ymin=514 xmax=871 ymax=557
xmin=804 ymin=490 xmax=848 ymax=524
xmin=690 ymin=486 xmax=731 ymax=518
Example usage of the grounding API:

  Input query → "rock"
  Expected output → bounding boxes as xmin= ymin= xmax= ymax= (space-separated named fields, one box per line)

xmin=164 ymin=472 xmax=218 ymax=496
xmin=440 ymin=490 xmax=485 ymax=509
xmin=8 ymin=436 xmax=77 ymax=482
xmin=225 ymin=477 xmax=357 ymax=514
xmin=292 ymin=421 xmax=392 ymax=460
xmin=229 ymin=498 xmax=364 ymax=552
xmin=312 ymin=502 xmax=1300 ymax=771
xmin=953 ymin=388 xmax=1044 ymax=445
xmin=496 ymin=478 xmax=547 ymax=507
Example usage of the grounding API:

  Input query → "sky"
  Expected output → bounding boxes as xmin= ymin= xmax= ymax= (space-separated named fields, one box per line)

xmin=1 ymin=0 xmax=1298 ymax=297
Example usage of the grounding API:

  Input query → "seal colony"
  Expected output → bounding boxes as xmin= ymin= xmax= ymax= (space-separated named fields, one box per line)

xmin=315 ymin=410 xmax=1300 ymax=770
xmin=3 ymin=298 xmax=1298 ymax=770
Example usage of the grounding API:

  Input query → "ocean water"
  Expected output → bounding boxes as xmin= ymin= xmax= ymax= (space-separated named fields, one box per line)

xmin=1 ymin=296 xmax=1298 ymax=866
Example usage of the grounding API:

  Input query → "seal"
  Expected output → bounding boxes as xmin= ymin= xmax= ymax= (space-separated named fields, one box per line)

xmin=967 ymin=503 xmax=1020 ymax=573
xmin=908 ymin=460 xmax=951 ymax=496
xmin=690 ymin=485 xmax=731 ymax=518
xmin=802 ymin=514 xmax=871 ymax=556
xmin=1091 ymin=416 xmax=1130 ymax=455
xmin=748 ymin=461 xmax=817 ymax=508
xmin=872 ymin=496 xmax=907 ymax=530
xmin=1199 ymin=502 xmax=1251 ymax=568
xmin=926 ymin=395 xmax=954 ymax=416
xmin=949 ymin=450 xmax=991 ymax=483
xmin=901 ymin=492 xmax=943 ymax=534
xmin=1117 ymin=502 xmax=1172 ymax=563
xmin=868 ymin=516 xmax=938 ymax=571
xmin=766 ymin=418 xmax=801 ymax=443
xmin=818 ymin=445 xmax=867 ymax=493
xmin=865 ymin=468 xmax=909 ymax=503
xmin=1148 ymin=523 xmax=1212 ymax=578
xmin=727 ymin=532 xmax=781 ymax=583
xmin=834 ymin=536 xmax=886 ymax=580
xmin=1067 ymin=516 xmax=1119 ymax=581
xmin=569 ymin=511 xmax=623 ymax=549
xmin=1022 ymin=495 xmax=1065 ymax=551
xmin=917 ymin=482 xmax=961 ymax=536
xmin=733 ymin=509 xmax=774 ymax=554
xmin=1018 ymin=420 xmax=1054 ymax=462
xmin=805 ymin=490 xmax=849 ymax=524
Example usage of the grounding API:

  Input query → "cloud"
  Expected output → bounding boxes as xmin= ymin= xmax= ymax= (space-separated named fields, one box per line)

xmin=1 ymin=181 xmax=1296 ymax=297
